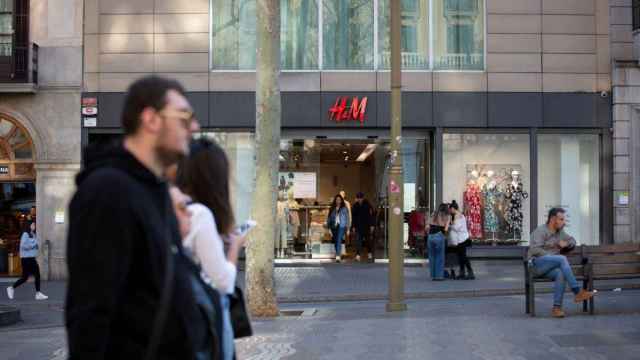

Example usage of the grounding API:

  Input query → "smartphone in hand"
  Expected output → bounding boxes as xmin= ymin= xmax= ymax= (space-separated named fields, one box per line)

xmin=234 ymin=220 xmax=257 ymax=238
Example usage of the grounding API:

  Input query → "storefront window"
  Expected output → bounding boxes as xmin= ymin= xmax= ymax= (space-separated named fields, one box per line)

xmin=281 ymin=0 xmax=319 ymax=70
xmin=211 ymin=0 xmax=257 ymax=70
xmin=378 ymin=0 xmax=430 ymax=69
xmin=443 ymin=133 xmax=530 ymax=244
xmin=537 ymin=134 xmax=600 ymax=246
xmin=432 ymin=0 xmax=484 ymax=70
xmin=323 ymin=0 xmax=374 ymax=70
xmin=200 ymin=132 xmax=256 ymax=224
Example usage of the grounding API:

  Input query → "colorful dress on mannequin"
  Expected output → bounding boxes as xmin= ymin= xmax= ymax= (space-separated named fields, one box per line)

xmin=482 ymin=185 xmax=501 ymax=234
xmin=505 ymin=182 xmax=528 ymax=239
xmin=463 ymin=182 xmax=483 ymax=239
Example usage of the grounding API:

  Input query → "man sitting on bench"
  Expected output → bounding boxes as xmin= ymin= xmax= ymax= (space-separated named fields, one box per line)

xmin=528 ymin=207 xmax=596 ymax=318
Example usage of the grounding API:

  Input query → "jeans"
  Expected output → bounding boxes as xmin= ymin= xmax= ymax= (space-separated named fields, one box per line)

xmin=12 ymin=257 xmax=41 ymax=291
xmin=220 ymin=294 xmax=234 ymax=360
xmin=427 ymin=232 xmax=445 ymax=279
xmin=354 ymin=228 xmax=372 ymax=256
xmin=331 ymin=227 xmax=346 ymax=256
xmin=533 ymin=255 xmax=581 ymax=307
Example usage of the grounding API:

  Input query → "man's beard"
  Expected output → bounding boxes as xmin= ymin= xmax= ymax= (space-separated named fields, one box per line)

xmin=155 ymin=144 xmax=185 ymax=169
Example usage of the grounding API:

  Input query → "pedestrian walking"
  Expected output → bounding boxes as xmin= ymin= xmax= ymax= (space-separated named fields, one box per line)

xmin=6 ymin=221 xmax=47 ymax=300
xmin=351 ymin=192 xmax=375 ymax=262
xmin=327 ymin=194 xmax=349 ymax=263
xmin=427 ymin=203 xmax=451 ymax=281
xmin=177 ymin=138 xmax=250 ymax=360
xmin=448 ymin=200 xmax=475 ymax=280
xmin=65 ymin=76 xmax=222 ymax=359
xmin=528 ymin=207 xmax=596 ymax=318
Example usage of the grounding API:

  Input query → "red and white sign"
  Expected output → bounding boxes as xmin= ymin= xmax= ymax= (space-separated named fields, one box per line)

xmin=328 ymin=96 xmax=368 ymax=123
xmin=82 ymin=107 xmax=98 ymax=116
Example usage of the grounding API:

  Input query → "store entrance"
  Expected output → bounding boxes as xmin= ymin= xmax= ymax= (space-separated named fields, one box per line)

xmin=277 ymin=136 xmax=432 ymax=261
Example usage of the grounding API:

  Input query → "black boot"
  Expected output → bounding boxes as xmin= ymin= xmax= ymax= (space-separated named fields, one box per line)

xmin=444 ymin=270 xmax=450 ymax=279
xmin=457 ymin=268 xmax=466 ymax=280
xmin=465 ymin=266 xmax=475 ymax=280
xmin=450 ymin=269 xmax=456 ymax=280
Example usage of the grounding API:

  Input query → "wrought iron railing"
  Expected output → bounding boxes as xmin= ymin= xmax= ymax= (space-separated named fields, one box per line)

xmin=445 ymin=0 xmax=479 ymax=14
xmin=634 ymin=0 xmax=640 ymax=31
xmin=1 ymin=42 xmax=37 ymax=84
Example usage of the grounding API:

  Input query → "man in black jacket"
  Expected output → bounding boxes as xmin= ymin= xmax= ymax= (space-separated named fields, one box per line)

xmin=65 ymin=76 xmax=219 ymax=359
xmin=351 ymin=192 xmax=375 ymax=262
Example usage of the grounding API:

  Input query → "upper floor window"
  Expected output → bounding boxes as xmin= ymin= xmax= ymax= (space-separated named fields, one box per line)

xmin=210 ymin=0 xmax=485 ymax=71
xmin=0 ymin=0 xmax=13 ymax=57
xmin=634 ymin=0 xmax=640 ymax=32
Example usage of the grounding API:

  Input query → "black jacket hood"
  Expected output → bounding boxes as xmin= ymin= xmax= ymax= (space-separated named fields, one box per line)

xmin=77 ymin=140 xmax=161 ymax=186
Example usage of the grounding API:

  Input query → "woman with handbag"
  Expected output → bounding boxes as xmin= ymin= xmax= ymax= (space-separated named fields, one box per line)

xmin=177 ymin=138 xmax=250 ymax=360
xmin=448 ymin=200 xmax=475 ymax=280
xmin=326 ymin=194 xmax=349 ymax=263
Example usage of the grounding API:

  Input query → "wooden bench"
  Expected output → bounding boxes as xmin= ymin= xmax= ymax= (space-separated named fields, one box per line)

xmin=523 ymin=247 xmax=589 ymax=317
xmin=582 ymin=244 xmax=640 ymax=315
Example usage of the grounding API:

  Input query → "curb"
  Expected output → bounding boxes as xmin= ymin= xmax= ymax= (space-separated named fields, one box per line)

xmin=276 ymin=284 xmax=640 ymax=304
xmin=0 ymin=305 xmax=21 ymax=327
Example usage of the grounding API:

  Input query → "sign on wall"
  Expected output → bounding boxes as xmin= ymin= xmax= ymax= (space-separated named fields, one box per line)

xmin=279 ymin=172 xmax=317 ymax=199
xmin=328 ymin=96 xmax=368 ymax=123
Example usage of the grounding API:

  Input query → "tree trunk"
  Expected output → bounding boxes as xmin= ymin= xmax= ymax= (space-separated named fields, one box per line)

xmin=246 ymin=0 xmax=280 ymax=318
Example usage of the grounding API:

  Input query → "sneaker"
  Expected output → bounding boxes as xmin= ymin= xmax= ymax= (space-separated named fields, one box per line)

xmin=35 ymin=292 xmax=48 ymax=300
xmin=335 ymin=256 xmax=341 ymax=263
xmin=551 ymin=306 xmax=565 ymax=318
xmin=355 ymin=255 xmax=361 ymax=262
xmin=368 ymin=253 xmax=373 ymax=260
xmin=574 ymin=289 xmax=595 ymax=303
xmin=6 ymin=286 xmax=13 ymax=300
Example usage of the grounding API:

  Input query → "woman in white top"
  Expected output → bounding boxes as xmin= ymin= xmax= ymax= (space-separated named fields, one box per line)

xmin=177 ymin=138 xmax=247 ymax=360
xmin=448 ymin=200 xmax=475 ymax=280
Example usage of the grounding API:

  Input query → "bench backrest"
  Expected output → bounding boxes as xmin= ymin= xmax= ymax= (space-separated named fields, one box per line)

xmin=582 ymin=244 xmax=640 ymax=277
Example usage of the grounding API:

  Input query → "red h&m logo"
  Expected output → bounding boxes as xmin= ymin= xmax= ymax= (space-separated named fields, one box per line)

xmin=328 ymin=96 xmax=368 ymax=123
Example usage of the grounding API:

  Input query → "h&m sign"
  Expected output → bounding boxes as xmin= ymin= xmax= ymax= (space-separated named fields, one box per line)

xmin=328 ymin=96 xmax=368 ymax=123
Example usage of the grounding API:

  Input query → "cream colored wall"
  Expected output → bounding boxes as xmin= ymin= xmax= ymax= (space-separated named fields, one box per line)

xmin=84 ymin=0 xmax=612 ymax=93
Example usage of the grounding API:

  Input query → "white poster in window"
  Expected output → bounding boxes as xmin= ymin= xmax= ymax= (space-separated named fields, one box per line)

xmin=278 ymin=172 xmax=317 ymax=199
xmin=404 ymin=183 xmax=416 ymax=212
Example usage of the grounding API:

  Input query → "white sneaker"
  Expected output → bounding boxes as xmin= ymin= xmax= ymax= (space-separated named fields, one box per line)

xmin=356 ymin=255 xmax=361 ymax=262
xmin=35 ymin=292 xmax=48 ymax=300
xmin=6 ymin=286 xmax=13 ymax=300
xmin=368 ymin=253 xmax=373 ymax=260
xmin=335 ymin=256 xmax=340 ymax=263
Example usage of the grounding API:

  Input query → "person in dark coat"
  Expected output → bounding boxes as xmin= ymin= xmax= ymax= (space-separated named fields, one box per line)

xmin=351 ymin=192 xmax=375 ymax=262
xmin=65 ymin=76 xmax=221 ymax=360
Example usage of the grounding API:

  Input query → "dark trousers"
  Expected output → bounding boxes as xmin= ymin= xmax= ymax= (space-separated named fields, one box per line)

xmin=453 ymin=239 xmax=473 ymax=274
xmin=354 ymin=228 xmax=374 ymax=256
xmin=13 ymin=257 xmax=41 ymax=291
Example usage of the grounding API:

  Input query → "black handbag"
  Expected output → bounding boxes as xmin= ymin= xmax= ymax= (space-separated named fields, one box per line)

xmin=229 ymin=286 xmax=253 ymax=339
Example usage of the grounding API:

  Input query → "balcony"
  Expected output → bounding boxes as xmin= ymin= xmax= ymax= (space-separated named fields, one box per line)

xmin=435 ymin=53 xmax=484 ymax=70
xmin=0 ymin=43 xmax=38 ymax=93
xmin=379 ymin=51 xmax=429 ymax=69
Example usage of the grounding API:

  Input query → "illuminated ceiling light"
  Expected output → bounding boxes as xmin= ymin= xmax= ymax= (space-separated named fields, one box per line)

xmin=356 ymin=144 xmax=377 ymax=162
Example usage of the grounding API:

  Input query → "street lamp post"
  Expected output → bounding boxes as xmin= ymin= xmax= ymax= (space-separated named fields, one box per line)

xmin=386 ymin=0 xmax=407 ymax=312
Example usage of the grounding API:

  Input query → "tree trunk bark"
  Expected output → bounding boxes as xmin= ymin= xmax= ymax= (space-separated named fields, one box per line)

xmin=246 ymin=0 xmax=280 ymax=318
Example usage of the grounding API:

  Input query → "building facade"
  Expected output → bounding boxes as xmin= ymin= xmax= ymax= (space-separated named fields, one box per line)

xmin=0 ymin=0 xmax=82 ymax=279
xmin=81 ymin=0 xmax=630 ymax=260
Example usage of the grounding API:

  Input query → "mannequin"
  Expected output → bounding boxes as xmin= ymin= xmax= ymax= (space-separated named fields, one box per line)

xmin=482 ymin=180 xmax=501 ymax=241
xmin=464 ymin=180 xmax=483 ymax=239
xmin=505 ymin=171 xmax=528 ymax=240
xmin=275 ymin=192 xmax=289 ymax=258
xmin=287 ymin=189 xmax=301 ymax=247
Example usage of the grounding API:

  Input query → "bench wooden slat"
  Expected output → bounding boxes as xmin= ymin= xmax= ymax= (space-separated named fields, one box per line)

xmin=592 ymin=263 xmax=640 ymax=276
xmin=589 ymin=254 xmax=640 ymax=264
xmin=583 ymin=244 xmax=640 ymax=254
